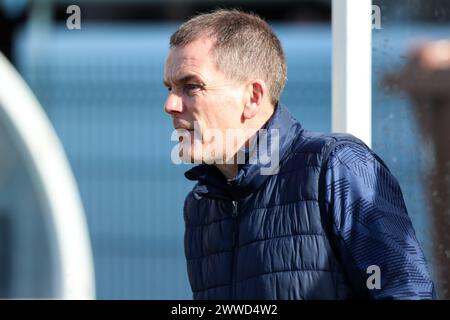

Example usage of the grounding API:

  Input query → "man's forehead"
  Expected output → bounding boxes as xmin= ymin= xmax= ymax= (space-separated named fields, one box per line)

xmin=169 ymin=38 xmax=214 ymax=64
xmin=164 ymin=39 xmax=217 ymax=84
xmin=164 ymin=56 xmax=205 ymax=84
xmin=167 ymin=55 xmax=202 ymax=71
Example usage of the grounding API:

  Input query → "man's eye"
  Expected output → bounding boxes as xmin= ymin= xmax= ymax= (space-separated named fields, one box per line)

xmin=184 ymin=84 xmax=202 ymax=93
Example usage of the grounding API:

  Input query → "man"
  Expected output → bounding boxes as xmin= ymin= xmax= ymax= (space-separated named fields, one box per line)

xmin=163 ymin=9 xmax=435 ymax=299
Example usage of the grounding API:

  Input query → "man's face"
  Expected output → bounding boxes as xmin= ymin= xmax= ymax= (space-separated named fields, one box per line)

xmin=164 ymin=36 xmax=246 ymax=164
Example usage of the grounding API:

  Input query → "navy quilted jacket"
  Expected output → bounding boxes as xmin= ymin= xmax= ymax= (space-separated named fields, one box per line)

xmin=183 ymin=103 xmax=435 ymax=300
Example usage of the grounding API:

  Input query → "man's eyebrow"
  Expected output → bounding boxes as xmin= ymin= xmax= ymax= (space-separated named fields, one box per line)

xmin=163 ymin=79 xmax=171 ymax=88
xmin=163 ymin=74 xmax=204 ymax=87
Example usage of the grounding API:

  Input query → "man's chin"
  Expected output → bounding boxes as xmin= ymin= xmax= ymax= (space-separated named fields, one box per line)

xmin=178 ymin=152 xmax=225 ymax=165
xmin=178 ymin=148 xmax=202 ymax=164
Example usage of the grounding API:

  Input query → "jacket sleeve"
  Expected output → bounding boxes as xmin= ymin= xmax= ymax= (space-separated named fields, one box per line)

xmin=323 ymin=142 xmax=436 ymax=299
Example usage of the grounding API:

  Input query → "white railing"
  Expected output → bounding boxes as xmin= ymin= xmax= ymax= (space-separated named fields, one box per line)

xmin=0 ymin=52 xmax=95 ymax=299
xmin=332 ymin=0 xmax=372 ymax=147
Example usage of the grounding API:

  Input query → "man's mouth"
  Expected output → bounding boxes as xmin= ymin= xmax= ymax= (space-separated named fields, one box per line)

xmin=175 ymin=127 xmax=194 ymax=131
xmin=173 ymin=120 xmax=194 ymax=131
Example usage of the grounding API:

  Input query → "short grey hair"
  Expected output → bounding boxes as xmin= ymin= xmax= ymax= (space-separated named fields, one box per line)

xmin=169 ymin=9 xmax=287 ymax=105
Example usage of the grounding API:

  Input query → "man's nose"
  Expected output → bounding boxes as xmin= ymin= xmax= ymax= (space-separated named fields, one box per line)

xmin=164 ymin=92 xmax=183 ymax=114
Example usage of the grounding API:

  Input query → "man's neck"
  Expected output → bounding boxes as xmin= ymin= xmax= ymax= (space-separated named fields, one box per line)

xmin=214 ymin=102 xmax=276 ymax=181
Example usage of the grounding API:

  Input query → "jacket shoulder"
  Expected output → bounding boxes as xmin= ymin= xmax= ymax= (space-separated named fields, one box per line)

xmin=288 ymin=130 xmax=370 ymax=166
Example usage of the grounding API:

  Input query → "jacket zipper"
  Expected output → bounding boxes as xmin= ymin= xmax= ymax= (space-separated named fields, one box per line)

xmin=231 ymin=200 xmax=239 ymax=300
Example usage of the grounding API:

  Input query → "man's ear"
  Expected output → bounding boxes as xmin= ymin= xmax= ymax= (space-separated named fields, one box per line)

xmin=243 ymin=79 xmax=266 ymax=120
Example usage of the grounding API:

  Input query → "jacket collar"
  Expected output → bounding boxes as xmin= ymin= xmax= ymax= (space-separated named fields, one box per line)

xmin=184 ymin=103 xmax=303 ymax=200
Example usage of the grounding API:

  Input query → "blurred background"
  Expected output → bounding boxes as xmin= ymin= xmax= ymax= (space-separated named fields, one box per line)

xmin=0 ymin=0 xmax=449 ymax=299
